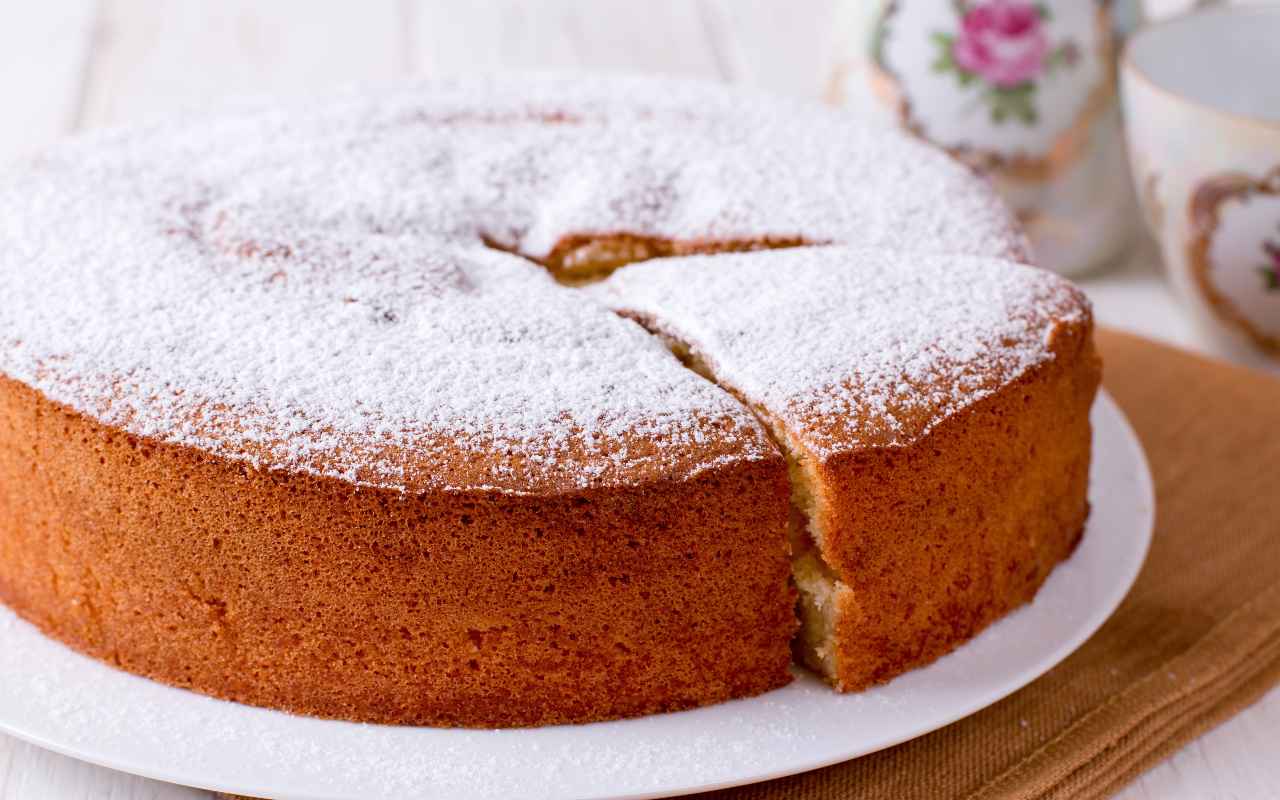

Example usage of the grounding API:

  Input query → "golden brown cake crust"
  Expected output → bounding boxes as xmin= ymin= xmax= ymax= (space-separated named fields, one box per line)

xmin=0 ymin=76 xmax=1085 ymax=728
xmin=820 ymin=317 xmax=1100 ymax=689
xmin=0 ymin=376 xmax=796 ymax=727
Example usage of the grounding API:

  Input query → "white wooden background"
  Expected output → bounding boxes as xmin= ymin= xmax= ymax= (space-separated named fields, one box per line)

xmin=0 ymin=1 xmax=1275 ymax=798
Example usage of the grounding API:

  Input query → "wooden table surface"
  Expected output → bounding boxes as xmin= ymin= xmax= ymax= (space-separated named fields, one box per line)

xmin=1 ymin=1 xmax=1276 ymax=798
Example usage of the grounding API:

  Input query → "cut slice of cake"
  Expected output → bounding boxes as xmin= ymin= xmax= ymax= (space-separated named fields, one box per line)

xmin=593 ymin=246 xmax=1101 ymax=690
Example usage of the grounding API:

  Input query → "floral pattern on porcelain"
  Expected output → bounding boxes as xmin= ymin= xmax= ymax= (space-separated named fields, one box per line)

xmin=931 ymin=1 xmax=1081 ymax=125
xmin=847 ymin=0 xmax=1128 ymax=275
xmin=866 ymin=0 xmax=1116 ymax=183
xmin=1186 ymin=167 xmax=1280 ymax=354
xmin=1260 ymin=234 xmax=1280 ymax=291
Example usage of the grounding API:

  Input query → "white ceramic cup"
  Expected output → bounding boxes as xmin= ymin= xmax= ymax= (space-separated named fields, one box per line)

xmin=1122 ymin=6 xmax=1280 ymax=366
xmin=827 ymin=0 xmax=1136 ymax=278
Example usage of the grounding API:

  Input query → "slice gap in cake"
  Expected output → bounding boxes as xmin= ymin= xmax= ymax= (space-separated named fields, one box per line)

xmin=481 ymin=233 xmax=815 ymax=286
xmin=638 ymin=323 xmax=849 ymax=684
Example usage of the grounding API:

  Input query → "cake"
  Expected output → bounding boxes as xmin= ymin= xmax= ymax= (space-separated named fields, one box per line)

xmin=0 ymin=74 xmax=1096 ymax=727
xmin=591 ymin=248 xmax=1099 ymax=689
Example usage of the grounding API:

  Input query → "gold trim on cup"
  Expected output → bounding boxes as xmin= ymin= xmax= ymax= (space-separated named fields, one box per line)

xmin=1186 ymin=168 xmax=1280 ymax=355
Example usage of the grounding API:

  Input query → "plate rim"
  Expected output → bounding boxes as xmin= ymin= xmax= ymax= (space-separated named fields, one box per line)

xmin=0 ymin=389 xmax=1155 ymax=800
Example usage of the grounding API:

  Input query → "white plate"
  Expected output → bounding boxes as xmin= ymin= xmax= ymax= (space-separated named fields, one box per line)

xmin=0 ymin=390 xmax=1153 ymax=800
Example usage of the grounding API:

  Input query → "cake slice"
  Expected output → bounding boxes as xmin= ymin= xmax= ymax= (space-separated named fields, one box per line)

xmin=593 ymin=246 xmax=1101 ymax=689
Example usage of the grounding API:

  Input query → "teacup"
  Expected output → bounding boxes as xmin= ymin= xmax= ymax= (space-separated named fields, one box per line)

xmin=827 ymin=0 xmax=1137 ymax=277
xmin=1122 ymin=6 xmax=1280 ymax=367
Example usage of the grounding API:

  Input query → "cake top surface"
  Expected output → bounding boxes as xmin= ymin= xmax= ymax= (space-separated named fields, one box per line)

xmin=0 ymin=74 xmax=1030 ymax=493
xmin=593 ymin=247 xmax=1090 ymax=456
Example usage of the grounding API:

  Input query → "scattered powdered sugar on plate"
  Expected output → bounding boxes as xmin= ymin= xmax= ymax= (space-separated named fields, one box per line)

xmin=593 ymin=246 xmax=1091 ymax=455
xmin=0 ymin=73 xmax=1028 ymax=492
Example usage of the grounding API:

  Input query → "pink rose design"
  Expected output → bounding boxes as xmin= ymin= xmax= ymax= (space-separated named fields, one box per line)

xmin=953 ymin=0 xmax=1050 ymax=88
xmin=1264 ymin=240 xmax=1280 ymax=289
xmin=1265 ymin=240 xmax=1280 ymax=268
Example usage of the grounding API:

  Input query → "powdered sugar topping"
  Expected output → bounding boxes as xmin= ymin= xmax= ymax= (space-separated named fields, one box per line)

xmin=594 ymin=247 xmax=1089 ymax=455
xmin=0 ymin=74 xmax=1030 ymax=491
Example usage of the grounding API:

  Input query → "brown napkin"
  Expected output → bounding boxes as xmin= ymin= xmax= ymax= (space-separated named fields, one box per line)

xmin=220 ymin=330 xmax=1280 ymax=800
xmin=700 ymin=330 xmax=1280 ymax=800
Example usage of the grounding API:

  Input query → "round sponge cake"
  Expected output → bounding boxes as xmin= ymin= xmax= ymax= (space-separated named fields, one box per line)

xmin=0 ymin=75 xmax=1094 ymax=726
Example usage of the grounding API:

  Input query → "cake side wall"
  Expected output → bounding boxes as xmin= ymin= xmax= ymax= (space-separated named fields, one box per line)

xmin=818 ymin=320 xmax=1101 ymax=690
xmin=0 ymin=376 xmax=796 ymax=727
